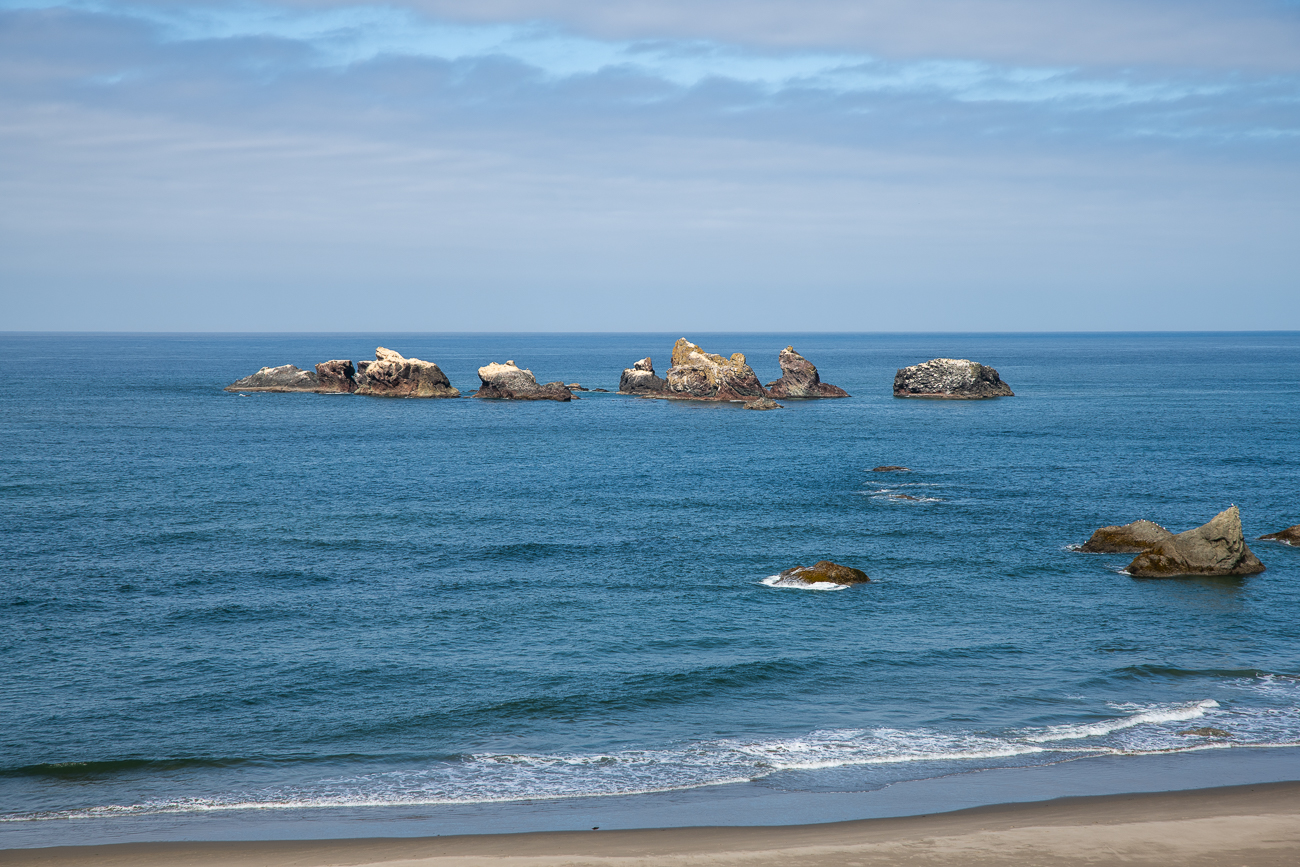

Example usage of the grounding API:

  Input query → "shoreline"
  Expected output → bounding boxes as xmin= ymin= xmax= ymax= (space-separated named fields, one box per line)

xmin=8 ymin=780 xmax=1300 ymax=866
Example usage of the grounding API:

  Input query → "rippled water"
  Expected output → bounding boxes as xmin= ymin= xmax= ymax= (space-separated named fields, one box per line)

xmin=2 ymin=332 xmax=1298 ymax=838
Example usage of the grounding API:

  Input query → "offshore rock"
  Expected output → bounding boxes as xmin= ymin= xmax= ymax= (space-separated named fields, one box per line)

xmin=355 ymin=347 xmax=459 ymax=398
xmin=744 ymin=397 xmax=783 ymax=410
xmin=778 ymin=561 xmax=870 ymax=585
xmin=1080 ymin=520 xmax=1174 ymax=554
xmin=665 ymin=339 xmax=768 ymax=401
xmin=475 ymin=361 xmax=574 ymax=401
xmin=314 ymin=359 xmax=357 ymax=393
xmin=893 ymin=358 xmax=1014 ymax=399
xmin=1126 ymin=507 xmax=1266 ymax=578
xmin=765 ymin=346 xmax=849 ymax=398
xmin=1259 ymin=525 xmax=1300 ymax=547
xmin=225 ymin=364 xmax=318 ymax=392
xmin=619 ymin=357 xmax=669 ymax=395
xmin=872 ymin=466 xmax=910 ymax=472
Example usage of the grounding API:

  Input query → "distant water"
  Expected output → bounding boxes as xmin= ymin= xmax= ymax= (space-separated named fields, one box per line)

xmin=2 ymin=332 xmax=1299 ymax=845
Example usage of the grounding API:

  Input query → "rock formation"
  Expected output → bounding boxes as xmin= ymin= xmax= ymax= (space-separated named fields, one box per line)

xmin=1259 ymin=525 xmax=1300 ymax=546
xmin=475 ymin=361 xmax=574 ymax=401
xmin=1080 ymin=520 xmax=1174 ymax=554
xmin=355 ymin=347 xmax=459 ymax=398
xmin=225 ymin=364 xmax=320 ymax=393
xmin=765 ymin=346 xmax=849 ymax=398
xmin=777 ymin=561 xmax=870 ymax=585
xmin=665 ymin=339 xmax=768 ymax=401
xmin=893 ymin=358 xmax=1014 ymax=399
xmin=314 ymin=360 xmax=357 ymax=393
xmin=618 ymin=357 xmax=669 ymax=395
xmin=744 ymin=397 xmax=783 ymax=410
xmin=1126 ymin=507 xmax=1265 ymax=577
xmin=872 ymin=466 xmax=910 ymax=472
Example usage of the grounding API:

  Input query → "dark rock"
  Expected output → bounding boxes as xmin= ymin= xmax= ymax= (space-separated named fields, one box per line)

xmin=475 ymin=361 xmax=574 ymax=401
xmin=314 ymin=359 xmax=356 ymax=393
xmin=1178 ymin=727 xmax=1232 ymax=738
xmin=765 ymin=346 xmax=848 ymax=398
xmin=225 ymin=364 xmax=319 ymax=393
xmin=744 ymin=397 xmax=783 ymax=410
xmin=1259 ymin=525 xmax=1300 ymax=547
xmin=1126 ymin=507 xmax=1265 ymax=577
xmin=619 ymin=356 xmax=669 ymax=395
xmin=872 ymin=466 xmax=910 ymax=472
xmin=1080 ymin=520 xmax=1174 ymax=554
xmin=355 ymin=347 xmax=459 ymax=398
xmin=665 ymin=339 xmax=768 ymax=401
xmin=591 ymin=388 xmax=610 ymax=393
xmin=893 ymin=358 xmax=1014 ymax=399
xmin=891 ymin=494 xmax=921 ymax=501
xmin=777 ymin=560 xmax=870 ymax=585
xmin=565 ymin=383 xmax=590 ymax=392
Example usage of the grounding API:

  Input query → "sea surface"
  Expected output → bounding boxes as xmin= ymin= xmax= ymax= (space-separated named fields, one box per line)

xmin=2 ymin=332 xmax=1299 ymax=847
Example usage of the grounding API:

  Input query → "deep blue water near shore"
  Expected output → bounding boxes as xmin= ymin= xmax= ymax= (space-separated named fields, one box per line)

xmin=2 ymin=332 xmax=1299 ymax=847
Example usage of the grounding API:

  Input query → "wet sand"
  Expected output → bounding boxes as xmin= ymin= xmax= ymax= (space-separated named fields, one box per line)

xmin=8 ymin=781 xmax=1300 ymax=867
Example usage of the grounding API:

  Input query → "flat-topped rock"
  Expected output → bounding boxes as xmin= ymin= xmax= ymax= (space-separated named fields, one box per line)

xmin=355 ymin=347 xmax=459 ymax=398
xmin=894 ymin=358 xmax=1013 ymax=399
xmin=872 ymin=466 xmax=910 ymax=473
xmin=1080 ymin=520 xmax=1174 ymax=554
xmin=777 ymin=561 xmax=870 ymax=585
xmin=225 ymin=364 xmax=319 ymax=392
xmin=1259 ymin=525 xmax=1300 ymax=547
xmin=475 ymin=361 xmax=574 ymax=401
xmin=744 ymin=397 xmax=783 ymax=410
xmin=619 ymin=356 xmax=669 ymax=395
xmin=1126 ymin=506 xmax=1265 ymax=578
xmin=765 ymin=346 xmax=848 ymax=398
xmin=665 ymin=339 xmax=768 ymax=401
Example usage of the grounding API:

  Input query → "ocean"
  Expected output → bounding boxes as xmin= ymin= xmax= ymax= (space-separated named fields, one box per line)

xmin=2 ymin=332 xmax=1298 ymax=847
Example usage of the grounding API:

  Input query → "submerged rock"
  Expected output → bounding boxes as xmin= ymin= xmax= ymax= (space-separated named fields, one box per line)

xmin=1080 ymin=520 xmax=1174 ymax=554
xmin=665 ymin=338 xmax=768 ymax=401
xmin=355 ymin=347 xmax=459 ymax=398
xmin=225 ymin=364 xmax=319 ymax=393
xmin=777 ymin=561 xmax=870 ymax=585
xmin=1259 ymin=525 xmax=1300 ymax=547
xmin=872 ymin=466 xmax=910 ymax=473
xmin=893 ymin=358 xmax=1014 ymax=399
xmin=744 ymin=397 xmax=783 ymax=410
xmin=1126 ymin=506 xmax=1265 ymax=578
xmin=314 ymin=359 xmax=357 ymax=393
xmin=765 ymin=346 xmax=849 ymax=398
xmin=475 ymin=361 xmax=574 ymax=401
xmin=618 ymin=356 xmax=669 ymax=395
xmin=1179 ymin=727 xmax=1233 ymax=739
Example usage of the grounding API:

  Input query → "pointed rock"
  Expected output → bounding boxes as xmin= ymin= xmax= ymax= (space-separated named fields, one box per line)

xmin=1126 ymin=507 xmax=1265 ymax=577
xmin=765 ymin=346 xmax=848 ymax=398
xmin=665 ymin=338 xmax=768 ymax=401
xmin=619 ymin=356 xmax=669 ymax=395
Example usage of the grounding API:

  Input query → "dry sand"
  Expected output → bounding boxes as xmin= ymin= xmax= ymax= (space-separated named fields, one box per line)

xmin=7 ymin=781 xmax=1300 ymax=867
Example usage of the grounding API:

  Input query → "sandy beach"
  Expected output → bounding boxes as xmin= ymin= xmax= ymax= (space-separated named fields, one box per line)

xmin=8 ymin=781 xmax=1300 ymax=867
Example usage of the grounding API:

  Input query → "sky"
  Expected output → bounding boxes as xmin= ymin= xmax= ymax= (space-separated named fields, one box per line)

xmin=1 ymin=0 xmax=1298 ymax=331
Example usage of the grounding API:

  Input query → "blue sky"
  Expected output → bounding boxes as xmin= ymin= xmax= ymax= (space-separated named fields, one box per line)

xmin=2 ymin=0 xmax=1298 ymax=330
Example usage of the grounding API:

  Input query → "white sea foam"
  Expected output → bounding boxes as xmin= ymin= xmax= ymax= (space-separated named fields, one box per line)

xmin=760 ymin=576 xmax=850 ymax=591
xmin=1020 ymin=700 xmax=1219 ymax=742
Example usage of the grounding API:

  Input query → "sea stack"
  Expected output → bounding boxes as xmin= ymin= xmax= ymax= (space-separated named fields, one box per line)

xmin=765 ymin=346 xmax=849 ymax=398
xmin=475 ymin=361 xmax=574 ymax=401
xmin=1126 ymin=506 xmax=1265 ymax=577
xmin=225 ymin=364 xmax=321 ymax=393
xmin=777 ymin=561 xmax=870 ymax=585
xmin=665 ymin=338 xmax=768 ymax=401
xmin=893 ymin=358 xmax=1013 ymax=399
xmin=618 ymin=357 xmax=670 ymax=395
xmin=1080 ymin=520 xmax=1174 ymax=554
xmin=355 ymin=347 xmax=459 ymax=398
xmin=1259 ymin=525 xmax=1300 ymax=547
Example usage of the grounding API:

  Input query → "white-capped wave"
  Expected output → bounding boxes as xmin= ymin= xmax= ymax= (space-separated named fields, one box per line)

xmin=761 ymin=576 xmax=850 ymax=591
xmin=1020 ymin=700 xmax=1219 ymax=743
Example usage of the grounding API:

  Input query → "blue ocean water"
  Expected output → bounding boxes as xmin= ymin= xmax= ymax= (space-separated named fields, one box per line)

xmin=2 ymin=332 xmax=1299 ymax=845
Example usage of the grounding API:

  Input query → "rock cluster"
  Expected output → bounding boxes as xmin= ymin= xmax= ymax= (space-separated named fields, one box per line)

xmin=777 ymin=561 xmax=870 ymax=585
xmin=665 ymin=339 xmax=769 ymax=401
xmin=1259 ymin=525 xmax=1300 ymax=547
xmin=893 ymin=358 xmax=1014 ymax=399
xmin=1080 ymin=520 xmax=1173 ymax=554
xmin=619 ymin=357 xmax=669 ymax=395
xmin=475 ymin=361 xmax=574 ymax=401
xmin=356 ymin=348 xmax=459 ymax=398
xmin=1124 ymin=507 xmax=1265 ymax=577
xmin=766 ymin=346 xmax=849 ymax=398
